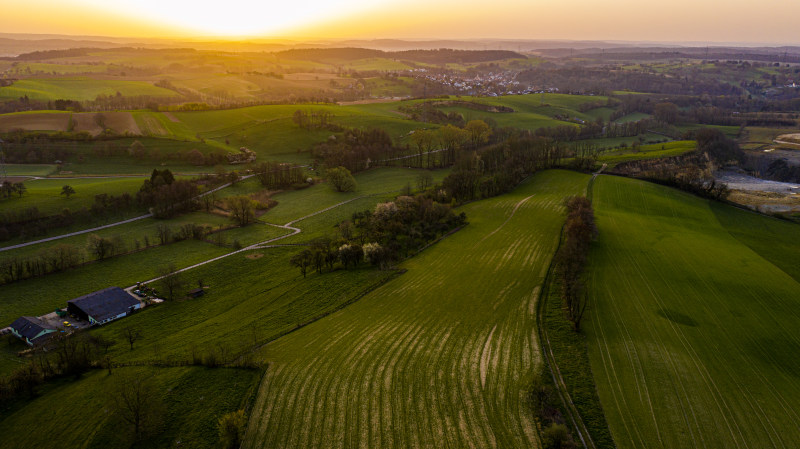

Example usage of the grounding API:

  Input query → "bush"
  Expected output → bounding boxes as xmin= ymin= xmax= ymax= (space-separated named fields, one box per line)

xmin=326 ymin=166 xmax=357 ymax=192
xmin=218 ymin=410 xmax=248 ymax=449
xmin=542 ymin=423 xmax=577 ymax=449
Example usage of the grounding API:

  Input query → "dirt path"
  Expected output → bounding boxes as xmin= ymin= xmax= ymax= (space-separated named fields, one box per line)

xmin=127 ymin=190 xmax=400 ymax=289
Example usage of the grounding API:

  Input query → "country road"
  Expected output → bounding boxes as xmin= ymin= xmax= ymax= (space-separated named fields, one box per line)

xmin=128 ymin=190 xmax=398 ymax=288
xmin=0 ymin=174 xmax=256 ymax=253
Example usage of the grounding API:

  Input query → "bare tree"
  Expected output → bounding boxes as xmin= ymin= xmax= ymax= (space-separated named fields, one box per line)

xmin=201 ymin=191 xmax=217 ymax=212
xmin=290 ymin=249 xmax=313 ymax=278
xmin=416 ymin=172 xmax=433 ymax=192
xmin=158 ymin=264 xmax=184 ymax=300
xmin=121 ymin=326 xmax=142 ymax=351
xmin=225 ymin=195 xmax=256 ymax=226
xmin=112 ymin=374 xmax=162 ymax=439
xmin=155 ymin=223 xmax=171 ymax=245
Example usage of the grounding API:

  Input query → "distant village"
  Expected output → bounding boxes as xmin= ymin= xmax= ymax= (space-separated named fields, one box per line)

xmin=405 ymin=68 xmax=554 ymax=97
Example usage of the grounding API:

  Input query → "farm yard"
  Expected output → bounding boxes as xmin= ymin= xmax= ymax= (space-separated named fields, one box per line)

xmin=584 ymin=175 xmax=800 ymax=449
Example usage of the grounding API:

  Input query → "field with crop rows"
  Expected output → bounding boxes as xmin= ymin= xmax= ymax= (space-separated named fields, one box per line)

xmin=243 ymin=170 xmax=590 ymax=449
xmin=584 ymin=175 xmax=800 ymax=448
xmin=598 ymin=140 xmax=696 ymax=167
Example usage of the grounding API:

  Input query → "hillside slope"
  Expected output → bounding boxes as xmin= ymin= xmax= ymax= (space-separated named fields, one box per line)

xmin=243 ymin=170 xmax=590 ymax=449
xmin=585 ymin=175 xmax=800 ymax=448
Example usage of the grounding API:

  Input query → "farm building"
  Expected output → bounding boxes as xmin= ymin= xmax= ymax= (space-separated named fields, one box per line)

xmin=67 ymin=287 xmax=141 ymax=326
xmin=10 ymin=316 xmax=58 ymax=346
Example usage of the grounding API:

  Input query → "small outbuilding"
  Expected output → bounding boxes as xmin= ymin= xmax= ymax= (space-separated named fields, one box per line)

xmin=10 ymin=316 xmax=57 ymax=346
xmin=67 ymin=287 xmax=141 ymax=326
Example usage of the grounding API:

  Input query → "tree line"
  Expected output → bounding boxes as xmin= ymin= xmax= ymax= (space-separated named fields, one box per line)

xmin=0 ymin=221 xmax=212 ymax=285
xmin=289 ymin=193 xmax=466 ymax=277
xmin=441 ymin=132 xmax=569 ymax=203
xmin=555 ymin=196 xmax=597 ymax=331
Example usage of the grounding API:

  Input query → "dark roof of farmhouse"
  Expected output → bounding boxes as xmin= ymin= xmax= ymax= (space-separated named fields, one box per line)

xmin=67 ymin=287 xmax=139 ymax=322
xmin=10 ymin=316 xmax=53 ymax=340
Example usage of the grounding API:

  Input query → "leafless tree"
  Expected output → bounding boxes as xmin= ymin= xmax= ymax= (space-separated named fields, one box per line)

xmin=112 ymin=374 xmax=162 ymax=439
xmin=121 ymin=326 xmax=142 ymax=350
xmin=158 ymin=264 xmax=184 ymax=300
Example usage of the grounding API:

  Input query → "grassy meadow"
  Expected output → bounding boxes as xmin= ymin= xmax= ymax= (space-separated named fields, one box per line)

xmin=584 ymin=175 xmax=800 ymax=448
xmin=1 ymin=176 xmax=147 ymax=216
xmin=0 ymin=167 xmax=442 ymax=331
xmin=0 ymin=365 xmax=260 ymax=449
xmin=598 ymin=140 xmax=696 ymax=167
xmin=243 ymin=170 xmax=590 ymax=449
xmin=0 ymin=79 xmax=178 ymax=102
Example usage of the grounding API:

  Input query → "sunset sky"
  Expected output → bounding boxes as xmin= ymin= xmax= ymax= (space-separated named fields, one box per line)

xmin=2 ymin=0 xmax=798 ymax=45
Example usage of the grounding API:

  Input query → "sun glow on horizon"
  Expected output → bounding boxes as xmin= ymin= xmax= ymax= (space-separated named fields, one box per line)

xmin=72 ymin=0 xmax=397 ymax=37
xmin=2 ymin=0 xmax=800 ymax=45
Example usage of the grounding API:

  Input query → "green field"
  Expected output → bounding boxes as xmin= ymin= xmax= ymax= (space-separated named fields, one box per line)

xmin=1 ymin=176 xmax=147 ymax=216
xmin=598 ymin=140 xmax=696 ymax=167
xmin=243 ymin=170 xmax=590 ymax=449
xmin=0 ymin=167 xmax=443 ymax=327
xmin=584 ymin=175 xmax=800 ymax=448
xmin=1 ymin=164 xmax=57 ymax=177
xmin=0 ymin=365 xmax=259 ymax=449
xmin=614 ymin=112 xmax=650 ymax=123
xmin=0 ymin=240 xmax=230 ymax=329
xmin=0 ymin=79 xmax=178 ymax=102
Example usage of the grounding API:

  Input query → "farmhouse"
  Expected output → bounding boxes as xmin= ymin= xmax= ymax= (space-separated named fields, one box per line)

xmin=10 ymin=316 xmax=58 ymax=346
xmin=67 ymin=287 xmax=142 ymax=325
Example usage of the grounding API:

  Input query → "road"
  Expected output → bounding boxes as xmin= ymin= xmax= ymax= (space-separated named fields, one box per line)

xmin=127 ymin=190 xmax=400 ymax=289
xmin=0 ymin=174 xmax=255 ymax=253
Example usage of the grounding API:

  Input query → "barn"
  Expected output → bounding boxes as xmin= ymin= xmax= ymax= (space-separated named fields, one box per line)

xmin=10 ymin=316 xmax=57 ymax=346
xmin=67 ymin=287 xmax=142 ymax=326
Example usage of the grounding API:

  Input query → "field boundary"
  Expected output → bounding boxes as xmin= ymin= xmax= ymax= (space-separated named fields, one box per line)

xmin=537 ymin=223 xmax=597 ymax=449
xmin=536 ymin=173 xmax=608 ymax=449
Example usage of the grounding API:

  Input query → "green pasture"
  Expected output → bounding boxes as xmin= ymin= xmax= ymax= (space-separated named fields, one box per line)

xmin=243 ymin=170 xmax=590 ymax=449
xmin=584 ymin=175 xmax=800 ymax=448
xmin=1 ymin=164 xmax=57 ymax=177
xmin=8 ymin=62 xmax=110 ymax=75
xmin=614 ymin=112 xmax=650 ymax=123
xmin=0 ymin=365 xmax=259 ymax=449
xmin=0 ymin=211 xmax=231 ymax=261
xmin=598 ymin=140 xmax=696 ymax=167
xmin=1 ymin=176 xmax=146 ymax=216
xmin=0 ymin=239 xmax=230 ymax=327
xmin=261 ymin=167 xmax=449 ymax=225
xmin=0 ymin=79 xmax=178 ymax=102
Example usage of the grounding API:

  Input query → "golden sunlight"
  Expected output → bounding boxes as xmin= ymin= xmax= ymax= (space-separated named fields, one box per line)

xmin=73 ymin=0 xmax=397 ymax=36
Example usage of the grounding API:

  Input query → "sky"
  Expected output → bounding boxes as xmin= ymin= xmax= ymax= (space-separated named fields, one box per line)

xmin=2 ymin=0 xmax=798 ymax=45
